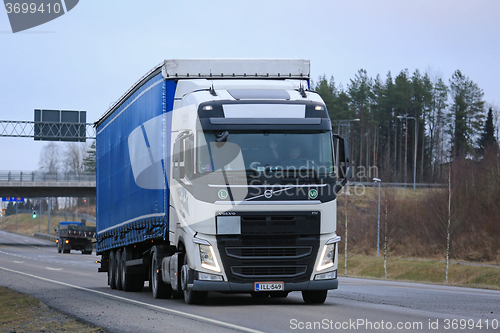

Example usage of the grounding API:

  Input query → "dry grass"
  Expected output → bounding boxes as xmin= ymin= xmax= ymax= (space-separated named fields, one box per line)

xmin=340 ymin=255 xmax=500 ymax=290
xmin=0 ymin=286 xmax=104 ymax=333
xmin=0 ymin=213 xmax=96 ymax=237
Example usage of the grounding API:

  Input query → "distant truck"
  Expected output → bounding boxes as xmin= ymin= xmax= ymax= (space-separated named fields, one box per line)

xmin=95 ymin=59 xmax=351 ymax=304
xmin=56 ymin=221 xmax=96 ymax=254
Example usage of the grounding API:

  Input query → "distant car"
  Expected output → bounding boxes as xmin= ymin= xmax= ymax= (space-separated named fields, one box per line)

xmin=56 ymin=221 xmax=96 ymax=255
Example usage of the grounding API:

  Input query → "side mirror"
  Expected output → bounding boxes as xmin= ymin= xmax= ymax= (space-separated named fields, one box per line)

xmin=333 ymin=134 xmax=351 ymax=192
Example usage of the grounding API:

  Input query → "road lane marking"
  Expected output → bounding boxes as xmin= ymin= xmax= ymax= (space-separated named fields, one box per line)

xmin=0 ymin=266 xmax=264 ymax=333
xmin=45 ymin=267 xmax=63 ymax=271
xmin=13 ymin=261 xmax=24 ymax=264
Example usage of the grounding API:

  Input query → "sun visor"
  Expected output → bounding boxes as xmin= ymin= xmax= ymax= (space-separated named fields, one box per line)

xmin=222 ymin=104 xmax=306 ymax=118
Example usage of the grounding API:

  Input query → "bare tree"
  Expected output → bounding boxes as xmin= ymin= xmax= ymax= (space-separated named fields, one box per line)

xmin=38 ymin=142 xmax=61 ymax=173
xmin=381 ymin=186 xmax=397 ymax=279
xmin=64 ymin=142 xmax=89 ymax=174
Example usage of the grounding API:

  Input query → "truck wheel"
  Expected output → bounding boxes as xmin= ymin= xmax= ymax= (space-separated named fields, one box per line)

xmin=182 ymin=254 xmax=207 ymax=305
xmin=115 ymin=250 xmax=123 ymax=290
xmin=108 ymin=250 xmax=117 ymax=289
xmin=121 ymin=247 xmax=144 ymax=292
xmin=151 ymin=252 xmax=171 ymax=299
xmin=302 ymin=290 xmax=328 ymax=304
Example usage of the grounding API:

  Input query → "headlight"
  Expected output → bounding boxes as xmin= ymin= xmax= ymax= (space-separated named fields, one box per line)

xmin=199 ymin=244 xmax=221 ymax=273
xmin=317 ymin=243 xmax=335 ymax=271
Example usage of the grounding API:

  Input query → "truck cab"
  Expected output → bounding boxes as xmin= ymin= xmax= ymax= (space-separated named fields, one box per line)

xmin=57 ymin=221 xmax=96 ymax=254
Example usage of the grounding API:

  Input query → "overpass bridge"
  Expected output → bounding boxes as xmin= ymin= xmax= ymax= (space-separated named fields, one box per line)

xmin=0 ymin=171 xmax=96 ymax=197
xmin=0 ymin=170 xmax=445 ymax=198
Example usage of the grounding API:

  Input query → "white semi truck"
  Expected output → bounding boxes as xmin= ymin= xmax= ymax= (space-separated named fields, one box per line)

xmin=95 ymin=59 xmax=350 ymax=304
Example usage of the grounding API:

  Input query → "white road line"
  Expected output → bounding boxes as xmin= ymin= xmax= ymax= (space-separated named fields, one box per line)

xmin=13 ymin=261 xmax=24 ymax=264
xmin=0 ymin=266 xmax=264 ymax=333
xmin=45 ymin=267 xmax=63 ymax=271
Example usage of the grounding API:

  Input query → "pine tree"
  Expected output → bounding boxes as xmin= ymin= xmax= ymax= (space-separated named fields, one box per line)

xmin=348 ymin=69 xmax=374 ymax=180
xmin=5 ymin=202 xmax=15 ymax=216
xmin=477 ymin=107 xmax=498 ymax=154
xmin=449 ymin=70 xmax=485 ymax=158
xmin=83 ymin=140 xmax=96 ymax=173
xmin=428 ymin=77 xmax=449 ymax=180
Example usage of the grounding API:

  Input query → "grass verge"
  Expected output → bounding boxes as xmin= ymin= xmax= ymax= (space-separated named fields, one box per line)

xmin=340 ymin=255 xmax=500 ymax=290
xmin=0 ymin=286 xmax=104 ymax=333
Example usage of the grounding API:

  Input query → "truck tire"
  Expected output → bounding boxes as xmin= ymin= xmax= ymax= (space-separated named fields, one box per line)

xmin=108 ymin=250 xmax=117 ymax=289
xmin=302 ymin=290 xmax=328 ymax=304
xmin=115 ymin=250 xmax=123 ymax=290
xmin=121 ymin=247 xmax=144 ymax=292
xmin=151 ymin=250 xmax=171 ymax=299
xmin=182 ymin=254 xmax=207 ymax=305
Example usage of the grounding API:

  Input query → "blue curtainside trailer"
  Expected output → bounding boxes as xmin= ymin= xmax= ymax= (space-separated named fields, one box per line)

xmin=95 ymin=59 xmax=350 ymax=304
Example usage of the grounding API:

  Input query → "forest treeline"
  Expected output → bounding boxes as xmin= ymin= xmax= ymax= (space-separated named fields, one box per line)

xmin=319 ymin=68 xmax=500 ymax=263
xmin=337 ymin=150 xmax=500 ymax=262
xmin=314 ymin=68 xmax=499 ymax=183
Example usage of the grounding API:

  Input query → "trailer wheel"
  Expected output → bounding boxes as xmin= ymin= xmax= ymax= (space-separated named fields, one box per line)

xmin=151 ymin=251 xmax=171 ymax=299
xmin=121 ymin=247 xmax=144 ymax=292
xmin=182 ymin=254 xmax=207 ymax=305
xmin=115 ymin=250 xmax=123 ymax=290
xmin=108 ymin=250 xmax=117 ymax=289
xmin=302 ymin=290 xmax=328 ymax=304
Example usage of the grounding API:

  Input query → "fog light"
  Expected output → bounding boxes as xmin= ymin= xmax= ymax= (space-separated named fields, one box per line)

xmin=315 ymin=270 xmax=337 ymax=280
xmin=198 ymin=272 xmax=224 ymax=281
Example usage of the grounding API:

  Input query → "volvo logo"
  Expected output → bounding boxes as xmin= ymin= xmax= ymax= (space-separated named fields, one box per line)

xmin=264 ymin=189 xmax=273 ymax=199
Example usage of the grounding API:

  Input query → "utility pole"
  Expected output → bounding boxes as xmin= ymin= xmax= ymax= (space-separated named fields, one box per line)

xmin=397 ymin=115 xmax=417 ymax=190
xmin=15 ymin=202 xmax=18 ymax=233
xmin=39 ymin=200 xmax=42 ymax=233
xmin=373 ymin=178 xmax=381 ymax=256
xmin=47 ymin=197 xmax=51 ymax=235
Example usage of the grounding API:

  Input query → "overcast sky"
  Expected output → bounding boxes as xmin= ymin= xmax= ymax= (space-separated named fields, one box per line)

xmin=1 ymin=0 xmax=499 ymax=171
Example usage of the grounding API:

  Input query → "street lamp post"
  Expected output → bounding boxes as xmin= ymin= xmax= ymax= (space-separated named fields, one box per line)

xmin=332 ymin=118 xmax=361 ymax=135
xmin=397 ymin=115 xmax=417 ymax=190
xmin=332 ymin=119 xmax=360 ymax=181
xmin=373 ymin=177 xmax=381 ymax=257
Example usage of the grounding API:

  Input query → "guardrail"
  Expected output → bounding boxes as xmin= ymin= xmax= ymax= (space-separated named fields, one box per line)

xmin=0 ymin=171 xmax=95 ymax=182
xmin=349 ymin=182 xmax=446 ymax=189
xmin=34 ymin=232 xmax=57 ymax=243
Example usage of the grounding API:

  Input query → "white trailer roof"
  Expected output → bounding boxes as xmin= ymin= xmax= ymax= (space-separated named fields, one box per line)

xmin=161 ymin=59 xmax=310 ymax=79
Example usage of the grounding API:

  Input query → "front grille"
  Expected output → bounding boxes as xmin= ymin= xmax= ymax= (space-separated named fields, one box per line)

xmin=226 ymin=246 xmax=312 ymax=260
xmin=239 ymin=212 xmax=320 ymax=235
xmin=231 ymin=265 xmax=308 ymax=278
xmin=217 ymin=212 xmax=321 ymax=283
xmin=218 ymin=236 xmax=319 ymax=283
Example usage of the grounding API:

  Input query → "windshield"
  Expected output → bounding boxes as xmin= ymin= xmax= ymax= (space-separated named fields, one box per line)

xmin=197 ymin=131 xmax=334 ymax=174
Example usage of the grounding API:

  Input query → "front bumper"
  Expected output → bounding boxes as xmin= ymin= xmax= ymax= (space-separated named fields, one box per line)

xmin=191 ymin=278 xmax=338 ymax=292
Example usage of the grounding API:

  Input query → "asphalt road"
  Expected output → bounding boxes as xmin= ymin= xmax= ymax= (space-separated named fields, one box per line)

xmin=1 ymin=230 xmax=499 ymax=333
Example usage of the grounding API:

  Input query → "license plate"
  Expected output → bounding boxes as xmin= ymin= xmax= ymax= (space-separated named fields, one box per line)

xmin=254 ymin=282 xmax=284 ymax=292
